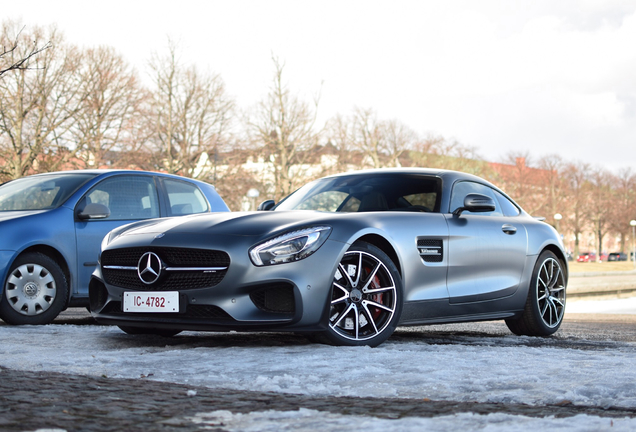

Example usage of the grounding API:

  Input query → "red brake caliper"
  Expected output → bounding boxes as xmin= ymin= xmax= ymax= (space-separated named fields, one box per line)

xmin=366 ymin=268 xmax=383 ymax=319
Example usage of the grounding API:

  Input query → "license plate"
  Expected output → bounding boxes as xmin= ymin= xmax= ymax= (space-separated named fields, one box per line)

xmin=123 ymin=291 xmax=179 ymax=313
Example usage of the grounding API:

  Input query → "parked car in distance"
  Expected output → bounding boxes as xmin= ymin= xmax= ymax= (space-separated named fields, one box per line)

xmin=577 ymin=252 xmax=596 ymax=263
xmin=90 ymin=168 xmax=568 ymax=347
xmin=608 ymin=252 xmax=628 ymax=262
xmin=0 ymin=170 xmax=229 ymax=325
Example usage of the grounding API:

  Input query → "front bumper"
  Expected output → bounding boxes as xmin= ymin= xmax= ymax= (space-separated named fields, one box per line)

xmin=89 ymin=237 xmax=347 ymax=333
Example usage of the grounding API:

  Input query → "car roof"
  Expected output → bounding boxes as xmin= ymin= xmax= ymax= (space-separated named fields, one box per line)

xmin=23 ymin=169 xmax=211 ymax=185
xmin=321 ymin=168 xmax=501 ymax=190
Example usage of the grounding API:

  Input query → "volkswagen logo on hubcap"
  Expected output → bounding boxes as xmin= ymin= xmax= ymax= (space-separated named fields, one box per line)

xmin=137 ymin=252 xmax=163 ymax=285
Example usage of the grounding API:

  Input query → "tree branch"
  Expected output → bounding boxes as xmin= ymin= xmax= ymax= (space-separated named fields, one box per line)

xmin=0 ymin=26 xmax=51 ymax=77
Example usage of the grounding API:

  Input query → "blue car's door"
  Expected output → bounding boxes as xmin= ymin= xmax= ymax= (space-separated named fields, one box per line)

xmin=73 ymin=175 xmax=161 ymax=297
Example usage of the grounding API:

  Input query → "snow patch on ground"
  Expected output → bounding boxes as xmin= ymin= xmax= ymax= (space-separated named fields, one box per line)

xmin=188 ymin=409 xmax=636 ymax=431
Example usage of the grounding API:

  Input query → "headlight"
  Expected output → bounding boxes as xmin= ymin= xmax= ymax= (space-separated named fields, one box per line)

xmin=250 ymin=226 xmax=332 ymax=266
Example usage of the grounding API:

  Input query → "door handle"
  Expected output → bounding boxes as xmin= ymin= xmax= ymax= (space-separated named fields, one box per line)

xmin=502 ymin=224 xmax=517 ymax=235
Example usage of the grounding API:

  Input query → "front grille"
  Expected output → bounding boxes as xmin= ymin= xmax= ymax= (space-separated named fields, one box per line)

xmin=417 ymin=239 xmax=443 ymax=263
xmin=101 ymin=301 xmax=233 ymax=321
xmin=101 ymin=247 xmax=230 ymax=290
xmin=250 ymin=284 xmax=295 ymax=314
xmin=102 ymin=247 xmax=230 ymax=267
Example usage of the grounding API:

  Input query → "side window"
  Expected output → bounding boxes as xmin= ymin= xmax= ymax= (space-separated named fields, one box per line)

xmin=450 ymin=181 xmax=502 ymax=217
xmin=403 ymin=192 xmax=437 ymax=211
xmin=164 ymin=179 xmax=209 ymax=216
xmin=81 ymin=175 xmax=160 ymax=220
xmin=494 ymin=190 xmax=520 ymax=217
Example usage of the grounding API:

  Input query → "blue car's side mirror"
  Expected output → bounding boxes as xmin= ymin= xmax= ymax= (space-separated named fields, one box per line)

xmin=77 ymin=203 xmax=111 ymax=220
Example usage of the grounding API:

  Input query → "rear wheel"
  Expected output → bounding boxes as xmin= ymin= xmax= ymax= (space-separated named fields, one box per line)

xmin=506 ymin=250 xmax=566 ymax=336
xmin=315 ymin=242 xmax=403 ymax=347
xmin=0 ymin=253 xmax=68 ymax=325
xmin=117 ymin=325 xmax=182 ymax=337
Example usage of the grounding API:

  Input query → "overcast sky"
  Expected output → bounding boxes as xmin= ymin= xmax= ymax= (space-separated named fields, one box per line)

xmin=3 ymin=0 xmax=636 ymax=172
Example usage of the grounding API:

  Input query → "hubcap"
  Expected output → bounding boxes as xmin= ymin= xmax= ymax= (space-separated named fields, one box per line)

xmin=536 ymin=257 xmax=566 ymax=328
xmin=5 ymin=264 xmax=56 ymax=316
xmin=329 ymin=251 xmax=397 ymax=341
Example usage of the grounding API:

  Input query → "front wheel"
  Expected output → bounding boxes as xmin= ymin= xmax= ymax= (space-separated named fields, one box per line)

xmin=315 ymin=242 xmax=403 ymax=347
xmin=0 ymin=253 xmax=69 ymax=325
xmin=506 ymin=250 xmax=566 ymax=336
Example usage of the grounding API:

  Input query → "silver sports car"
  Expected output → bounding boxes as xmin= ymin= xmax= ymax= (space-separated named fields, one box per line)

xmin=89 ymin=169 xmax=567 ymax=346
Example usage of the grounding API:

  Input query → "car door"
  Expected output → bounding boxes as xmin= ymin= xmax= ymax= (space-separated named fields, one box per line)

xmin=445 ymin=181 xmax=527 ymax=303
xmin=73 ymin=175 xmax=160 ymax=296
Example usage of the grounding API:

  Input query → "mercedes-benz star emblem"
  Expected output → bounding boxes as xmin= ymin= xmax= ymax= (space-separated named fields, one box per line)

xmin=137 ymin=252 xmax=163 ymax=285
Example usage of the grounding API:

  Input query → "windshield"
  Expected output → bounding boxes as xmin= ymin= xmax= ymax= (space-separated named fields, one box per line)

xmin=275 ymin=173 xmax=441 ymax=213
xmin=0 ymin=173 xmax=97 ymax=211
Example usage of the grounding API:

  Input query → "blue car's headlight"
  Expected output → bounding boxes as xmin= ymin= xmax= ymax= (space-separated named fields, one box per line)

xmin=250 ymin=226 xmax=332 ymax=266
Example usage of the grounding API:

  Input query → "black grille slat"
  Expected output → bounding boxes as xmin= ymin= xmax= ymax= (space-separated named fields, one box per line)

xmin=101 ymin=247 xmax=230 ymax=290
xmin=417 ymin=239 xmax=443 ymax=263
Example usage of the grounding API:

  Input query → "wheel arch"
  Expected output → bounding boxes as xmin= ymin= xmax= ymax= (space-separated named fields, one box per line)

xmin=540 ymin=244 xmax=569 ymax=281
xmin=13 ymin=245 xmax=72 ymax=305
xmin=354 ymin=234 xmax=403 ymax=278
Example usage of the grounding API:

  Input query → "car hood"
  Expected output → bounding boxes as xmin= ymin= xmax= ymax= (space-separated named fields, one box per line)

xmin=119 ymin=211 xmax=342 ymax=239
xmin=0 ymin=210 xmax=49 ymax=223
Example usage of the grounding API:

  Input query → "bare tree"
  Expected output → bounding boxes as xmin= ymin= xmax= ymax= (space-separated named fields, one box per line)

xmin=535 ymin=154 xmax=568 ymax=228
xmin=67 ymin=46 xmax=147 ymax=169
xmin=407 ymin=136 xmax=492 ymax=177
xmin=608 ymin=168 xmax=636 ymax=252
xmin=324 ymin=114 xmax=358 ymax=172
xmin=382 ymin=119 xmax=418 ymax=167
xmin=0 ymin=22 xmax=51 ymax=78
xmin=146 ymin=41 xmax=233 ymax=178
xmin=587 ymin=168 xmax=614 ymax=258
xmin=561 ymin=162 xmax=590 ymax=257
xmin=246 ymin=56 xmax=322 ymax=201
xmin=0 ymin=23 xmax=85 ymax=180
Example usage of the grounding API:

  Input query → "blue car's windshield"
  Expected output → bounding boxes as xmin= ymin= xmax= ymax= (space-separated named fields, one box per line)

xmin=0 ymin=173 xmax=97 ymax=211
xmin=275 ymin=173 xmax=441 ymax=213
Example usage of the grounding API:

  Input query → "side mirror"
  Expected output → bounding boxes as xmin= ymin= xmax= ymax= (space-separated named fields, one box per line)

xmin=257 ymin=200 xmax=276 ymax=211
xmin=77 ymin=203 xmax=111 ymax=220
xmin=453 ymin=193 xmax=496 ymax=216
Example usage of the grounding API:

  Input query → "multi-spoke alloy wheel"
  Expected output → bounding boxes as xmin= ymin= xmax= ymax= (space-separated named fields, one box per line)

xmin=0 ymin=253 xmax=68 ymax=325
xmin=536 ymin=257 xmax=566 ymax=328
xmin=506 ymin=250 xmax=567 ymax=336
xmin=318 ymin=242 xmax=403 ymax=347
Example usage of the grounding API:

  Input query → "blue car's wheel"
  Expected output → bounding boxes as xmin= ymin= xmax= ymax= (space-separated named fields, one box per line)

xmin=0 ymin=253 xmax=69 ymax=325
xmin=317 ymin=242 xmax=403 ymax=347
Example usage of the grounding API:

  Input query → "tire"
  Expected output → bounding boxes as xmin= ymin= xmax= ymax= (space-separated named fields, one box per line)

xmin=314 ymin=241 xmax=403 ymax=347
xmin=117 ymin=325 xmax=182 ymax=337
xmin=506 ymin=250 xmax=566 ymax=336
xmin=0 ymin=252 xmax=69 ymax=325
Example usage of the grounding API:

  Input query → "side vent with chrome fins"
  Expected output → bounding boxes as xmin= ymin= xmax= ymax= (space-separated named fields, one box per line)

xmin=417 ymin=239 xmax=443 ymax=263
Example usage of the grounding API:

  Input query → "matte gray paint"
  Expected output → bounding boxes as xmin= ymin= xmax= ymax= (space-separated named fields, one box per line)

xmin=91 ymin=169 xmax=567 ymax=333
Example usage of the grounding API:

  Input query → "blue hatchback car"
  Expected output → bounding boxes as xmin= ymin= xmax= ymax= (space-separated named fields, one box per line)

xmin=0 ymin=170 xmax=229 ymax=325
